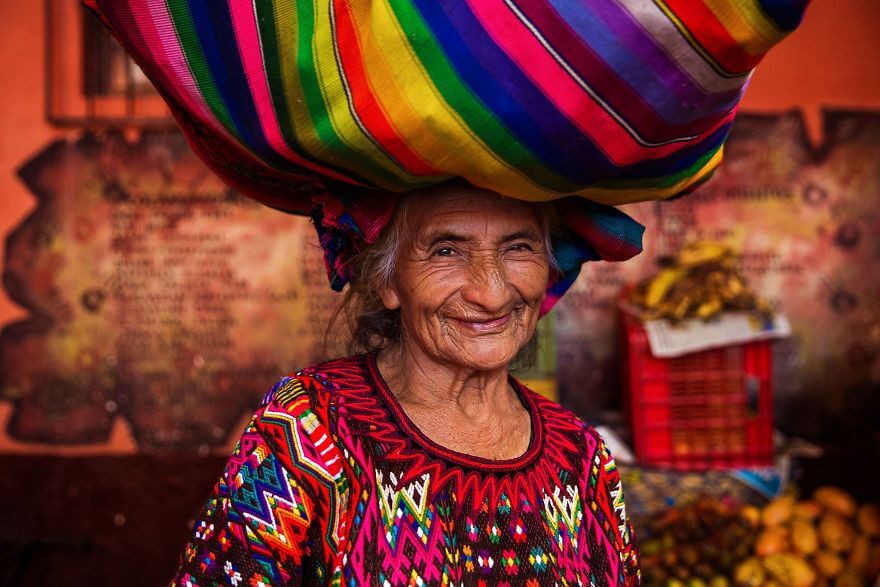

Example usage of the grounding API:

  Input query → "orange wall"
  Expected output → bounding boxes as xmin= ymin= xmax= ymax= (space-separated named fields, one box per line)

xmin=2 ymin=0 xmax=880 ymax=327
xmin=740 ymin=0 xmax=880 ymax=142
xmin=1 ymin=1 xmax=54 ymax=327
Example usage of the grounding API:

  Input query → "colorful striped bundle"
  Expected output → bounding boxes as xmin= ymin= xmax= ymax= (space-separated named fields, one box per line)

xmin=85 ymin=0 xmax=808 ymax=213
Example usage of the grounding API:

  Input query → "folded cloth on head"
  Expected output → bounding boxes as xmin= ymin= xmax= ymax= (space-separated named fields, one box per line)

xmin=83 ymin=0 xmax=808 ymax=309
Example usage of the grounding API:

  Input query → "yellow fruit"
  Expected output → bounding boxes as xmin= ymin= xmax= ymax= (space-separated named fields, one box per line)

xmin=644 ymin=267 xmax=685 ymax=307
xmin=813 ymin=551 xmax=845 ymax=578
xmin=848 ymin=534 xmax=871 ymax=572
xmin=677 ymin=241 xmax=733 ymax=267
xmin=762 ymin=553 xmax=817 ymax=587
xmin=695 ymin=295 xmax=723 ymax=319
xmin=763 ymin=495 xmax=796 ymax=527
xmin=793 ymin=499 xmax=823 ymax=521
xmin=819 ymin=514 xmax=856 ymax=553
xmin=814 ymin=486 xmax=857 ymax=518
xmin=671 ymin=293 xmax=694 ymax=321
xmin=733 ymin=558 xmax=765 ymax=586
xmin=725 ymin=274 xmax=746 ymax=298
xmin=741 ymin=505 xmax=761 ymax=527
xmin=790 ymin=519 xmax=819 ymax=555
xmin=856 ymin=503 xmax=880 ymax=537
xmin=755 ymin=526 xmax=790 ymax=557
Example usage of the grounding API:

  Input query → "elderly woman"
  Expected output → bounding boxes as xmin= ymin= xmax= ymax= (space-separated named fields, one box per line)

xmin=171 ymin=183 xmax=640 ymax=585
xmin=86 ymin=0 xmax=807 ymax=583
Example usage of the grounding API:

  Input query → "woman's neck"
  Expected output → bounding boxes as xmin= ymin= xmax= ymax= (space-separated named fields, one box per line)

xmin=375 ymin=343 xmax=532 ymax=460
xmin=376 ymin=342 xmax=515 ymax=414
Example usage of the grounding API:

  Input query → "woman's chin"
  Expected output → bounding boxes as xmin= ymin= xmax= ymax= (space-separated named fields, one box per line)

xmin=437 ymin=339 xmax=524 ymax=372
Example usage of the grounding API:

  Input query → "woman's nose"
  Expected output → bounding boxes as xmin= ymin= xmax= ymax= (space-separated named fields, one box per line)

xmin=460 ymin=255 xmax=508 ymax=311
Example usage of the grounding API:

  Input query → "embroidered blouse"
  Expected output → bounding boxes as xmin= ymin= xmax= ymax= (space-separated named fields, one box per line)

xmin=172 ymin=354 xmax=640 ymax=585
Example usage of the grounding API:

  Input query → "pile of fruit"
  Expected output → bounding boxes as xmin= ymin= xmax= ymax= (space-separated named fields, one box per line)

xmin=734 ymin=486 xmax=880 ymax=586
xmin=639 ymin=497 xmax=757 ymax=586
xmin=628 ymin=241 xmax=773 ymax=324
xmin=639 ymin=487 xmax=880 ymax=586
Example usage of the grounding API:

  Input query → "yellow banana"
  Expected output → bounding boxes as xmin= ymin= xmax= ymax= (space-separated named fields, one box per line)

xmin=644 ymin=267 xmax=685 ymax=308
xmin=696 ymin=295 xmax=723 ymax=319
xmin=677 ymin=241 xmax=734 ymax=268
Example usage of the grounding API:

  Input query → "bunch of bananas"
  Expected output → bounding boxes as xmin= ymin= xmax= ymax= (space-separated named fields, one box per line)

xmin=629 ymin=242 xmax=773 ymax=323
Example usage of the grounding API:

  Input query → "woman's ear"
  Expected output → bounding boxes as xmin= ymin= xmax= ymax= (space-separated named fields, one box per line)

xmin=379 ymin=283 xmax=401 ymax=311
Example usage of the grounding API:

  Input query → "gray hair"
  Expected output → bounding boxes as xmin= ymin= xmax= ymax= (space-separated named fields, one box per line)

xmin=328 ymin=192 xmax=560 ymax=356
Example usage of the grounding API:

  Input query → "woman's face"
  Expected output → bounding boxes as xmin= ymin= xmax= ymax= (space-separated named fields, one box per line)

xmin=381 ymin=188 xmax=551 ymax=371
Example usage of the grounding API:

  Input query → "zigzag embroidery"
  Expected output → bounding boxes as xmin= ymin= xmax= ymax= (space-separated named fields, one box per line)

xmin=542 ymin=484 xmax=584 ymax=550
xmin=260 ymin=401 xmax=348 ymax=546
xmin=602 ymin=444 xmax=629 ymax=542
xmin=609 ymin=484 xmax=628 ymax=543
xmin=240 ymin=467 xmax=311 ymax=543
xmin=376 ymin=471 xmax=433 ymax=550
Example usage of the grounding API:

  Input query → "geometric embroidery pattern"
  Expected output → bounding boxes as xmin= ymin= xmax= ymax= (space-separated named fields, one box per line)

xmin=376 ymin=471 xmax=433 ymax=551
xmin=170 ymin=354 xmax=640 ymax=585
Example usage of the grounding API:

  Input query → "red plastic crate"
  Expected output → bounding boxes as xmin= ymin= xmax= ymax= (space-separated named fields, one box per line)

xmin=621 ymin=311 xmax=774 ymax=470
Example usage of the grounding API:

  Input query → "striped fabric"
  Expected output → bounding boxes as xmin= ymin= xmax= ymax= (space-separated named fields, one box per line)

xmin=84 ymin=0 xmax=808 ymax=212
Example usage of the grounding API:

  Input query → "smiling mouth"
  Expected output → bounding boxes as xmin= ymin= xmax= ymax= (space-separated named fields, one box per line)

xmin=449 ymin=313 xmax=513 ymax=333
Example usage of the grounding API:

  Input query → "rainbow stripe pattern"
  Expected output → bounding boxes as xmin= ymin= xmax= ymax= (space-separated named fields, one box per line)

xmin=84 ymin=0 xmax=808 ymax=213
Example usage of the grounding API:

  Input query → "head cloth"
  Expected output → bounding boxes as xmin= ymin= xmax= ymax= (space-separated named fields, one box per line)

xmin=83 ymin=0 xmax=808 ymax=312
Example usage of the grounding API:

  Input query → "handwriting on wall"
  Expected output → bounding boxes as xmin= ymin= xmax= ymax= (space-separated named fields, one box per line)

xmin=1 ymin=133 xmax=338 ymax=450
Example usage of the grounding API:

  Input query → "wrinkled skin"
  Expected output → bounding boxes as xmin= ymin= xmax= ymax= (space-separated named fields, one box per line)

xmin=377 ymin=186 xmax=551 ymax=460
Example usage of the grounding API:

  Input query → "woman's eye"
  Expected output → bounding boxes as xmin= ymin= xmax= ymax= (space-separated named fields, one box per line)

xmin=432 ymin=246 xmax=456 ymax=257
xmin=509 ymin=242 xmax=534 ymax=252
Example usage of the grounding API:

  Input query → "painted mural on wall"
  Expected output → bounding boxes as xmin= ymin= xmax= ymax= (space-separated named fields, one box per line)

xmin=1 ymin=132 xmax=339 ymax=450
xmin=1 ymin=110 xmax=878 ymax=450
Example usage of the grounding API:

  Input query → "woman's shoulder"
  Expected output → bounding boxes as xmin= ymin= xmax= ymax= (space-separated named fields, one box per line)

xmin=517 ymin=382 xmax=613 ymax=465
xmin=241 ymin=355 xmax=371 ymax=490
xmin=258 ymin=353 xmax=370 ymax=412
